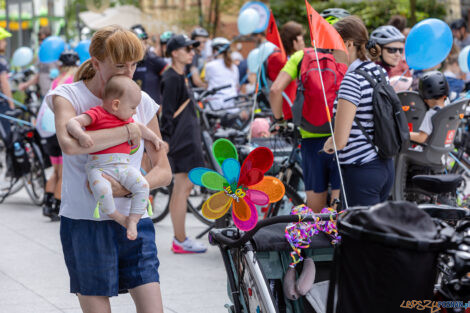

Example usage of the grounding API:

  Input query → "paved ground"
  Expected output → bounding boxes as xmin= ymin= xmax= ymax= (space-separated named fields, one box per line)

xmin=0 ymin=188 xmax=229 ymax=313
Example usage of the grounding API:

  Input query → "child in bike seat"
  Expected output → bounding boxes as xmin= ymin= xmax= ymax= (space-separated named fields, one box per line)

xmin=410 ymin=71 xmax=450 ymax=144
xmin=66 ymin=75 xmax=162 ymax=240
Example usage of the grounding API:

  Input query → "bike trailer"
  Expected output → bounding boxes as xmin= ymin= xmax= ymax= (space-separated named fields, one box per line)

xmin=327 ymin=201 xmax=449 ymax=313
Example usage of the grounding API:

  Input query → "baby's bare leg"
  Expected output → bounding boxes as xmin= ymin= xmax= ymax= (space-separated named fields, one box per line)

xmin=108 ymin=211 xmax=128 ymax=229
xmin=126 ymin=213 xmax=143 ymax=240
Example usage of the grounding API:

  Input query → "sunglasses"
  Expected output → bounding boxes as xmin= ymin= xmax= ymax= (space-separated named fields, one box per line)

xmin=184 ymin=46 xmax=193 ymax=53
xmin=384 ymin=47 xmax=404 ymax=54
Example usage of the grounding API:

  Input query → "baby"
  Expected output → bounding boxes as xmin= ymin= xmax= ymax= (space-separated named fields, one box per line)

xmin=66 ymin=75 xmax=162 ymax=240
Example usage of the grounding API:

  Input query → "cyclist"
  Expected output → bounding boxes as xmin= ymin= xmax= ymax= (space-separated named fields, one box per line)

xmin=319 ymin=8 xmax=350 ymax=25
xmin=160 ymin=34 xmax=207 ymax=254
xmin=370 ymin=25 xmax=410 ymax=78
xmin=187 ymin=27 xmax=209 ymax=88
xmin=160 ymin=31 xmax=174 ymax=64
xmin=204 ymin=37 xmax=240 ymax=113
xmin=0 ymin=27 xmax=14 ymax=141
xmin=131 ymin=24 xmax=169 ymax=105
xmin=19 ymin=26 xmax=58 ymax=98
xmin=269 ymin=13 xmax=348 ymax=213
xmin=37 ymin=50 xmax=79 ymax=221
xmin=451 ymin=19 xmax=470 ymax=49
xmin=323 ymin=16 xmax=394 ymax=207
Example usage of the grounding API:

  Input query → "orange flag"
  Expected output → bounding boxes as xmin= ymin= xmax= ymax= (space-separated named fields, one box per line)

xmin=265 ymin=10 xmax=286 ymax=62
xmin=304 ymin=0 xmax=347 ymax=53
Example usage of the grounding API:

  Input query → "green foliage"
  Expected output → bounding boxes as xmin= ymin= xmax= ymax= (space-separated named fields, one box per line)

xmin=270 ymin=0 xmax=446 ymax=33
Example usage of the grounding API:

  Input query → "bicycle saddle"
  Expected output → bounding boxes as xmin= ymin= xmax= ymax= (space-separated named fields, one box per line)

xmin=412 ymin=174 xmax=464 ymax=194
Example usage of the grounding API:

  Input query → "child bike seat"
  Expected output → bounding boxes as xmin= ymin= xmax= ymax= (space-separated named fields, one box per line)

xmin=412 ymin=174 xmax=464 ymax=194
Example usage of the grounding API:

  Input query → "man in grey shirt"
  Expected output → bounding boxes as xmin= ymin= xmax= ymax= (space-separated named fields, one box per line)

xmin=451 ymin=19 xmax=470 ymax=49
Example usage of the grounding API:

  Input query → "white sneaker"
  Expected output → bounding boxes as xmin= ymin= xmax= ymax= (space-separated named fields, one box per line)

xmin=171 ymin=237 xmax=207 ymax=254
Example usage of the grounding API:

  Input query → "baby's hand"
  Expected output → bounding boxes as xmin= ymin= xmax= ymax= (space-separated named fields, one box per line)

xmin=151 ymin=136 xmax=163 ymax=151
xmin=78 ymin=134 xmax=94 ymax=148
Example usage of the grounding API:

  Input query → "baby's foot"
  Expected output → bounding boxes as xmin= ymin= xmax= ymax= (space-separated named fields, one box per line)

xmin=108 ymin=211 xmax=127 ymax=229
xmin=126 ymin=218 xmax=138 ymax=240
xmin=126 ymin=213 xmax=142 ymax=240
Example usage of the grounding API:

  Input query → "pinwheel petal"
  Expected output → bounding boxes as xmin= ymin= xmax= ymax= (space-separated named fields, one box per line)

xmin=245 ymin=189 xmax=269 ymax=206
xmin=240 ymin=147 xmax=273 ymax=178
xmin=222 ymin=158 xmax=240 ymax=185
xmin=188 ymin=167 xmax=214 ymax=186
xmin=233 ymin=198 xmax=251 ymax=221
xmin=238 ymin=168 xmax=264 ymax=187
xmin=201 ymin=171 xmax=228 ymax=191
xmin=201 ymin=191 xmax=232 ymax=219
xmin=213 ymin=138 xmax=238 ymax=168
xmin=232 ymin=199 xmax=258 ymax=231
xmin=250 ymin=176 xmax=285 ymax=203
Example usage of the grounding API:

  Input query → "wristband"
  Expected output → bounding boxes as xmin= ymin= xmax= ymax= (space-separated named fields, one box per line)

xmin=275 ymin=116 xmax=285 ymax=123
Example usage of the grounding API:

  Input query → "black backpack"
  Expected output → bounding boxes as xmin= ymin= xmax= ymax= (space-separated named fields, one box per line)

xmin=353 ymin=67 xmax=410 ymax=159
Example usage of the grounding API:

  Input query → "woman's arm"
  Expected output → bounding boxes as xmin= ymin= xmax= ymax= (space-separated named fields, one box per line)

xmin=323 ymin=99 xmax=357 ymax=153
xmin=0 ymin=72 xmax=14 ymax=109
xmin=52 ymin=95 xmax=141 ymax=155
xmin=143 ymin=116 xmax=172 ymax=189
xmin=269 ymin=71 xmax=293 ymax=119
xmin=410 ymin=131 xmax=428 ymax=144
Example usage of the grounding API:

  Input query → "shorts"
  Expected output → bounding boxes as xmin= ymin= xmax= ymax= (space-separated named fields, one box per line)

xmin=60 ymin=217 xmax=160 ymax=296
xmin=300 ymin=137 xmax=340 ymax=193
xmin=43 ymin=136 xmax=62 ymax=158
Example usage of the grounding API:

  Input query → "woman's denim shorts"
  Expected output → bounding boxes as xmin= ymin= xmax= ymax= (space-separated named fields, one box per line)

xmin=60 ymin=217 xmax=160 ymax=296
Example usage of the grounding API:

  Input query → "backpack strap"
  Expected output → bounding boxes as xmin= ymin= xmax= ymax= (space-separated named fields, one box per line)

xmin=354 ymin=68 xmax=377 ymax=87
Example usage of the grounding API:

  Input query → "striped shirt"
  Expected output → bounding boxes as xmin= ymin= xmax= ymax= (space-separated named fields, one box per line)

xmin=335 ymin=59 xmax=389 ymax=165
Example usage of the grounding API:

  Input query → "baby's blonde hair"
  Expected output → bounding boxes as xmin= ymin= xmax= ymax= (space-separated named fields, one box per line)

xmin=74 ymin=25 xmax=145 ymax=82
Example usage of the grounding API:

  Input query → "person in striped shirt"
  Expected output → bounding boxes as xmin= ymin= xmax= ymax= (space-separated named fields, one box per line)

xmin=323 ymin=16 xmax=395 ymax=207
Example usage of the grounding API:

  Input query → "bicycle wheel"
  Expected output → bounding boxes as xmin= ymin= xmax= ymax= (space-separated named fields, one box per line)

xmin=149 ymin=187 xmax=170 ymax=223
xmin=23 ymin=142 xmax=46 ymax=206
xmin=189 ymin=186 xmax=215 ymax=226
xmin=0 ymin=143 xmax=23 ymax=198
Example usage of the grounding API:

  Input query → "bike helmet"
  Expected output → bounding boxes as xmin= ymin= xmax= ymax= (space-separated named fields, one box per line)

xmin=320 ymin=8 xmax=350 ymax=24
xmin=59 ymin=50 xmax=79 ymax=66
xmin=419 ymin=71 xmax=449 ymax=100
xmin=370 ymin=25 xmax=405 ymax=45
xmin=0 ymin=27 xmax=11 ymax=40
xmin=160 ymin=31 xmax=174 ymax=45
xmin=191 ymin=27 xmax=209 ymax=40
xmin=131 ymin=24 xmax=148 ymax=40
xmin=211 ymin=37 xmax=230 ymax=53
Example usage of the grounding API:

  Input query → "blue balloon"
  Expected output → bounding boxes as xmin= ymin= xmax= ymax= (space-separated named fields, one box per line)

xmin=75 ymin=40 xmax=91 ymax=64
xmin=405 ymin=18 xmax=453 ymax=70
xmin=238 ymin=8 xmax=260 ymax=35
xmin=11 ymin=47 xmax=33 ymax=67
xmin=38 ymin=36 xmax=65 ymax=63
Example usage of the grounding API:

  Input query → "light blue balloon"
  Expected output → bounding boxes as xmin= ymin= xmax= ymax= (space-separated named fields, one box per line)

xmin=238 ymin=8 xmax=260 ymax=35
xmin=75 ymin=40 xmax=91 ymax=64
xmin=38 ymin=36 xmax=65 ymax=63
xmin=11 ymin=47 xmax=33 ymax=67
xmin=405 ymin=18 xmax=453 ymax=70
xmin=458 ymin=45 xmax=470 ymax=73
xmin=259 ymin=42 xmax=277 ymax=61
xmin=41 ymin=106 xmax=56 ymax=133
xmin=247 ymin=48 xmax=260 ymax=73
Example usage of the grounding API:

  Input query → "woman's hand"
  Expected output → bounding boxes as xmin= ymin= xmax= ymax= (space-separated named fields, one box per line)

xmin=323 ymin=137 xmax=335 ymax=154
xmin=102 ymin=173 xmax=130 ymax=197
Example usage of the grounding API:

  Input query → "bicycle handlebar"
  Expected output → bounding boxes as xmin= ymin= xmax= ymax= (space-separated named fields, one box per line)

xmin=209 ymin=214 xmax=337 ymax=248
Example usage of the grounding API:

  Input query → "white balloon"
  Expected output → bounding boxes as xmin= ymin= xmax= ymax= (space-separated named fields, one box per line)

xmin=458 ymin=45 xmax=470 ymax=73
xmin=11 ymin=47 xmax=34 ymax=67
xmin=238 ymin=8 xmax=260 ymax=35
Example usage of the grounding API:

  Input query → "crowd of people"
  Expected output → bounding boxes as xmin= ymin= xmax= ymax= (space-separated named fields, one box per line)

xmin=0 ymin=7 xmax=469 ymax=313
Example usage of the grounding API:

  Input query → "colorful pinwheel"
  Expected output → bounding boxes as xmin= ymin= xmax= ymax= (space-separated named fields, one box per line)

xmin=189 ymin=139 xmax=285 ymax=231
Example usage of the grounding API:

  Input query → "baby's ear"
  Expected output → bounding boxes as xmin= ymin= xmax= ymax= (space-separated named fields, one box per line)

xmin=111 ymin=99 xmax=120 ymax=111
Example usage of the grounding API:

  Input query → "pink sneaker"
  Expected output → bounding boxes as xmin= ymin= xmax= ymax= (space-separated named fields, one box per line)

xmin=171 ymin=237 xmax=207 ymax=254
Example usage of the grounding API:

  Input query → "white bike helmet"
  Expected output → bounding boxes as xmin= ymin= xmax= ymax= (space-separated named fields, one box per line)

xmin=211 ymin=37 xmax=231 ymax=53
xmin=370 ymin=25 xmax=405 ymax=46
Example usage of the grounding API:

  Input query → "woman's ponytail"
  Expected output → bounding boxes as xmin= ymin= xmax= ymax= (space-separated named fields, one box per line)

xmin=223 ymin=50 xmax=233 ymax=69
xmin=366 ymin=39 xmax=381 ymax=60
xmin=74 ymin=59 xmax=95 ymax=82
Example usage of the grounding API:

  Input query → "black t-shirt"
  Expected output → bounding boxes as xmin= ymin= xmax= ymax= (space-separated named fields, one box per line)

xmin=0 ymin=56 xmax=8 ymax=105
xmin=133 ymin=50 xmax=168 ymax=104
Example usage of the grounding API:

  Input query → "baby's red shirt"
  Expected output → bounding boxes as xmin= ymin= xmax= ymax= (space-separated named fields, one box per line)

xmin=84 ymin=106 xmax=133 ymax=155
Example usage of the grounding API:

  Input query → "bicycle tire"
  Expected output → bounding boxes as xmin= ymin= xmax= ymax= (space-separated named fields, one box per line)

xmin=189 ymin=189 xmax=215 ymax=226
xmin=0 ymin=147 xmax=23 ymax=198
xmin=23 ymin=142 xmax=46 ymax=206
xmin=149 ymin=187 xmax=170 ymax=223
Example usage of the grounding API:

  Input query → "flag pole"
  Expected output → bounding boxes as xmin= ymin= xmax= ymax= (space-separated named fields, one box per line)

xmin=248 ymin=39 xmax=266 ymax=145
xmin=311 ymin=40 xmax=349 ymax=210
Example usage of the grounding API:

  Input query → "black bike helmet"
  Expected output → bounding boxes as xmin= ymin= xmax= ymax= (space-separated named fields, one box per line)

xmin=370 ymin=25 xmax=405 ymax=45
xmin=191 ymin=27 xmax=209 ymax=40
xmin=451 ymin=19 xmax=467 ymax=30
xmin=419 ymin=71 xmax=449 ymax=100
xmin=131 ymin=24 xmax=148 ymax=40
xmin=59 ymin=50 xmax=79 ymax=66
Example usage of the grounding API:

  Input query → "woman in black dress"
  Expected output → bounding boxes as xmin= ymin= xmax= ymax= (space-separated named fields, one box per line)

xmin=160 ymin=35 xmax=207 ymax=253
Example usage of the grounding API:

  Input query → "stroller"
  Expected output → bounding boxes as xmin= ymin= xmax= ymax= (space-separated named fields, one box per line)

xmin=209 ymin=214 xmax=336 ymax=313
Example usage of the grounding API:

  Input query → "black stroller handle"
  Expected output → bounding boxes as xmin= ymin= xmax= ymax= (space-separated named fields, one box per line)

xmin=209 ymin=214 xmax=337 ymax=248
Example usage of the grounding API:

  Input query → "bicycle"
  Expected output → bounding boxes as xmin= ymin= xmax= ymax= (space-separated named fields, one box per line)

xmin=0 ymin=108 xmax=46 ymax=205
